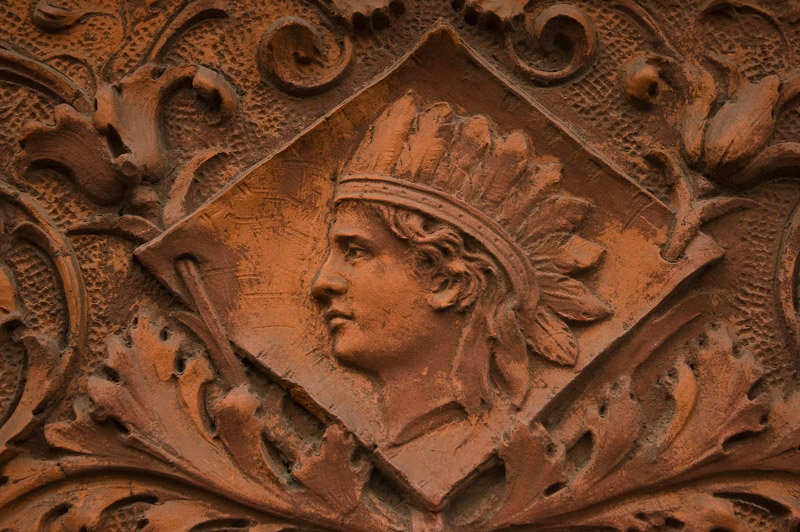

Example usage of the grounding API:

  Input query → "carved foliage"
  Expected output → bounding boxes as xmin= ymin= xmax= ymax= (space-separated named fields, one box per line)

xmin=36 ymin=304 xmax=393 ymax=531
xmin=0 ymin=184 xmax=86 ymax=467
xmin=483 ymin=321 xmax=800 ymax=530
xmin=19 ymin=63 xmax=236 ymax=206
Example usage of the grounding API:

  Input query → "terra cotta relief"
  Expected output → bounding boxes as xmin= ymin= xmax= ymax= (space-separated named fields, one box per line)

xmin=1 ymin=1 xmax=800 ymax=531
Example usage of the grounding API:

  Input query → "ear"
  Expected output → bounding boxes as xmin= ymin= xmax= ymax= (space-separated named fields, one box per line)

xmin=427 ymin=277 xmax=463 ymax=310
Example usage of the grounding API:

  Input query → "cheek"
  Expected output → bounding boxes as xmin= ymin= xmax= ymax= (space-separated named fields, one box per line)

xmin=349 ymin=261 xmax=431 ymax=327
xmin=376 ymin=274 xmax=430 ymax=327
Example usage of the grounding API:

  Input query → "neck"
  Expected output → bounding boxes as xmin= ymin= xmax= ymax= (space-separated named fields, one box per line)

xmin=376 ymin=337 xmax=466 ymax=446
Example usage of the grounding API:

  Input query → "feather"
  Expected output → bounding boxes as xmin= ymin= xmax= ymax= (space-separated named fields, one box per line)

xmin=505 ymin=162 xmax=562 ymax=230
xmin=533 ymin=234 xmax=605 ymax=273
xmin=452 ymin=304 xmax=492 ymax=414
xmin=518 ymin=195 xmax=591 ymax=248
xmin=345 ymin=91 xmax=417 ymax=174
xmin=489 ymin=305 xmax=529 ymax=408
xmin=537 ymin=270 xmax=611 ymax=322
xmin=394 ymin=102 xmax=454 ymax=182
xmin=520 ymin=306 xmax=578 ymax=366
xmin=433 ymin=115 xmax=492 ymax=199
xmin=480 ymin=131 xmax=528 ymax=205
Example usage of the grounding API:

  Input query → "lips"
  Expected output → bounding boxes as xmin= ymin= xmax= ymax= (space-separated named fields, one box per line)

xmin=324 ymin=309 xmax=353 ymax=330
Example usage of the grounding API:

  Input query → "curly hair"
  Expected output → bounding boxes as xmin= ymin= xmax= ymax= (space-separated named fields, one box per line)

xmin=361 ymin=201 xmax=510 ymax=313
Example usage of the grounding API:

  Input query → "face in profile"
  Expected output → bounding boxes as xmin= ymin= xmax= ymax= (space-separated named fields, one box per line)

xmin=305 ymin=93 xmax=611 ymax=457
xmin=311 ymin=202 xmax=457 ymax=377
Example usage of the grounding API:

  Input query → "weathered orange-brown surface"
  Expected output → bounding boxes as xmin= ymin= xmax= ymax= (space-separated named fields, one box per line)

xmin=1 ymin=0 xmax=800 ymax=530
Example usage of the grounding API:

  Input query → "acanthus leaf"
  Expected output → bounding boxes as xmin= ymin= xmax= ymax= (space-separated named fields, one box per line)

xmin=704 ymin=75 xmax=780 ymax=175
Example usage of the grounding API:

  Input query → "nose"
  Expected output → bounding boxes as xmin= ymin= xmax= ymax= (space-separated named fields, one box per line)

xmin=311 ymin=255 xmax=347 ymax=302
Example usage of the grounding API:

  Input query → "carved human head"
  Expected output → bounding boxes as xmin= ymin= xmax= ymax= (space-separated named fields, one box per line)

xmin=312 ymin=91 xmax=610 ymax=414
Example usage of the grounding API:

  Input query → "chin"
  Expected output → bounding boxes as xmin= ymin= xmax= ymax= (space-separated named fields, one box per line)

xmin=332 ymin=338 xmax=380 ymax=372
xmin=331 ymin=337 xmax=362 ymax=365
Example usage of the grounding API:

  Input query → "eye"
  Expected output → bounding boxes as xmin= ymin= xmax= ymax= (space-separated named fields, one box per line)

xmin=344 ymin=243 xmax=371 ymax=262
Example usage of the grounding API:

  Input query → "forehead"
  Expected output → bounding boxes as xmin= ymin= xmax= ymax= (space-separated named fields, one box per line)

xmin=329 ymin=202 xmax=382 ymax=235
xmin=328 ymin=201 xmax=408 ymax=250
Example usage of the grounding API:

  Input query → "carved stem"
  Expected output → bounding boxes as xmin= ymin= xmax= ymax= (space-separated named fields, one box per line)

xmin=174 ymin=257 xmax=247 ymax=386
xmin=0 ymin=48 xmax=92 ymax=111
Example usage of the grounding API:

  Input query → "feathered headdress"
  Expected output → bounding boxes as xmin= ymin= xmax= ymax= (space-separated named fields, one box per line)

xmin=336 ymin=91 xmax=611 ymax=410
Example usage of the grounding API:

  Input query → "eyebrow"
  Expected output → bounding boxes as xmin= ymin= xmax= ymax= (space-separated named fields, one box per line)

xmin=329 ymin=228 xmax=374 ymax=247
